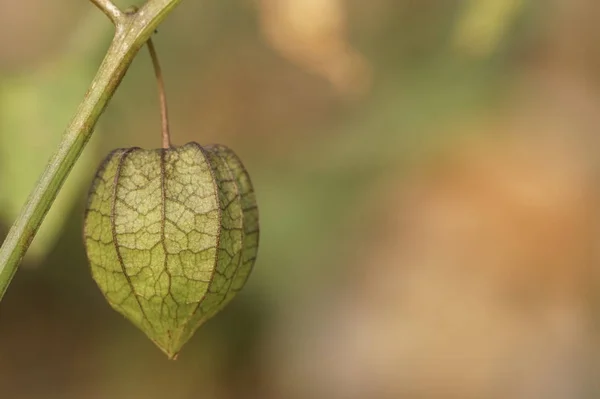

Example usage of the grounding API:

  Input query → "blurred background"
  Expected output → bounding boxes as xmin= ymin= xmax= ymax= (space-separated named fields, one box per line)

xmin=1 ymin=0 xmax=600 ymax=398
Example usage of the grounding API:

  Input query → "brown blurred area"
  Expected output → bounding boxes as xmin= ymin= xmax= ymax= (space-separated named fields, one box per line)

xmin=2 ymin=0 xmax=600 ymax=398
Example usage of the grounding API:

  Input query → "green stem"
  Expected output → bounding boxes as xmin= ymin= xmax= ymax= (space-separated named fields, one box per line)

xmin=90 ymin=0 xmax=125 ymax=25
xmin=0 ymin=0 xmax=183 ymax=301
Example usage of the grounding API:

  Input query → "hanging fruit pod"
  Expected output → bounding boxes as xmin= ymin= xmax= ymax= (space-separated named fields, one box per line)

xmin=84 ymin=142 xmax=259 ymax=359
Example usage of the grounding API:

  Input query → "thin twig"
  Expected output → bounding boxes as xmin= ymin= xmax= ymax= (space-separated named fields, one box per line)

xmin=90 ymin=0 xmax=125 ymax=26
xmin=147 ymin=38 xmax=171 ymax=148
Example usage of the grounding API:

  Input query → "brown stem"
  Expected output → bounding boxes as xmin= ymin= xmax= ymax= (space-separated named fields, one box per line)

xmin=147 ymin=38 xmax=171 ymax=148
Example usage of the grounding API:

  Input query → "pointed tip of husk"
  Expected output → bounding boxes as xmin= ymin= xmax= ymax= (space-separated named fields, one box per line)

xmin=152 ymin=339 xmax=180 ymax=360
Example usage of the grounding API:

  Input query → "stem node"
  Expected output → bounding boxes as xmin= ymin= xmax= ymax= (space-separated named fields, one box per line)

xmin=90 ymin=0 xmax=125 ymax=26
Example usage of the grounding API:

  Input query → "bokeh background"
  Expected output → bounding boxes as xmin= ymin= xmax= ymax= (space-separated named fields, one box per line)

xmin=2 ymin=0 xmax=600 ymax=398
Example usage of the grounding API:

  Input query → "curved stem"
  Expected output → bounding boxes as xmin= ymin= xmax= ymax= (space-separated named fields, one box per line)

xmin=0 ymin=0 xmax=184 ymax=301
xmin=90 ymin=0 xmax=125 ymax=26
xmin=147 ymin=38 xmax=172 ymax=149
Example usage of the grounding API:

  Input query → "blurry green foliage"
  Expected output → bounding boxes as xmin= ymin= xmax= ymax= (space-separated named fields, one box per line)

xmin=453 ymin=0 xmax=526 ymax=56
xmin=0 ymin=12 xmax=110 ymax=261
